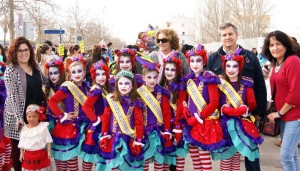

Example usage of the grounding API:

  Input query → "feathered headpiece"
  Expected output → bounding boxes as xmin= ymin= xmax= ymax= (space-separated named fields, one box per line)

xmin=90 ymin=61 xmax=110 ymax=82
xmin=26 ymin=104 xmax=46 ymax=121
xmin=221 ymin=48 xmax=244 ymax=71
xmin=116 ymin=70 xmax=134 ymax=80
xmin=163 ymin=51 xmax=182 ymax=76
xmin=70 ymin=56 xmax=86 ymax=69
xmin=136 ymin=52 xmax=159 ymax=72
xmin=117 ymin=48 xmax=136 ymax=67
xmin=45 ymin=58 xmax=65 ymax=73
xmin=185 ymin=44 xmax=207 ymax=65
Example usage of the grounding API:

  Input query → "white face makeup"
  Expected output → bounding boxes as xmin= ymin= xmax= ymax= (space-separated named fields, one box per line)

xmin=190 ymin=55 xmax=203 ymax=75
xmin=95 ymin=69 xmax=107 ymax=86
xmin=225 ymin=60 xmax=239 ymax=81
xmin=49 ymin=67 xmax=60 ymax=84
xmin=144 ymin=71 xmax=158 ymax=90
xmin=70 ymin=64 xmax=85 ymax=84
xmin=118 ymin=76 xmax=132 ymax=96
xmin=164 ymin=63 xmax=176 ymax=82
xmin=119 ymin=56 xmax=132 ymax=71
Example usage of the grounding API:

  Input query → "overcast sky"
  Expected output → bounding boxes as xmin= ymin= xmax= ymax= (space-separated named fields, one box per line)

xmin=1 ymin=0 xmax=300 ymax=44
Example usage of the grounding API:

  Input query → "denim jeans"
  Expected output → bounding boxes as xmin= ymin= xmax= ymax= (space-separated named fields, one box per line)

xmin=280 ymin=120 xmax=300 ymax=171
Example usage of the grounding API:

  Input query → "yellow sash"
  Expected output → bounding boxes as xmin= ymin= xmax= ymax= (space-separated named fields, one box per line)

xmin=186 ymin=79 xmax=207 ymax=112
xmin=106 ymin=94 xmax=136 ymax=139
xmin=137 ymin=85 xmax=163 ymax=124
xmin=217 ymin=78 xmax=243 ymax=108
xmin=61 ymin=81 xmax=87 ymax=105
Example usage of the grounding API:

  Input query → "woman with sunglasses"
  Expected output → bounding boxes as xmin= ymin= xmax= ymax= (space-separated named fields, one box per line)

xmin=149 ymin=28 xmax=190 ymax=84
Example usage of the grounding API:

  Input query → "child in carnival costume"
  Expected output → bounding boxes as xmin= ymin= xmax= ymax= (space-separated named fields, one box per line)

xmin=43 ymin=59 xmax=65 ymax=132
xmin=82 ymin=61 xmax=112 ymax=170
xmin=109 ymin=48 xmax=144 ymax=89
xmin=18 ymin=104 xmax=52 ymax=171
xmin=48 ymin=57 xmax=90 ymax=171
xmin=183 ymin=44 xmax=226 ymax=171
xmin=99 ymin=70 xmax=144 ymax=171
xmin=214 ymin=49 xmax=263 ymax=170
xmin=135 ymin=55 xmax=174 ymax=171
xmin=160 ymin=52 xmax=188 ymax=171
xmin=0 ymin=61 xmax=11 ymax=171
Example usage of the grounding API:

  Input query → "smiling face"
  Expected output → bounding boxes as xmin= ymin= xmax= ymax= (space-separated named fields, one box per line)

xmin=225 ymin=60 xmax=239 ymax=81
xmin=95 ymin=69 xmax=107 ymax=86
xmin=49 ymin=67 xmax=60 ymax=84
xmin=119 ymin=56 xmax=132 ymax=71
xmin=189 ymin=55 xmax=203 ymax=75
xmin=144 ymin=70 xmax=158 ymax=91
xmin=157 ymin=33 xmax=171 ymax=53
xmin=220 ymin=26 xmax=238 ymax=51
xmin=164 ymin=63 xmax=176 ymax=82
xmin=26 ymin=112 xmax=39 ymax=127
xmin=269 ymin=36 xmax=286 ymax=62
xmin=70 ymin=64 xmax=85 ymax=85
xmin=117 ymin=76 xmax=132 ymax=96
xmin=17 ymin=43 xmax=30 ymax=65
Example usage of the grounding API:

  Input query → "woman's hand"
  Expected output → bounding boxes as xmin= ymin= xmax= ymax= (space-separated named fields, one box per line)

xmin=267 ymin=112 xmax=280 ymax=123
xmin=65 ymin=112 xmax=77 ymax=121
xmin=16 ymin=120 xmax=24 ymax=130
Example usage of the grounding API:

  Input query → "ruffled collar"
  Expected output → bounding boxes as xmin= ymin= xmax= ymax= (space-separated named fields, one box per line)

xmin=21 ymin=122 xmax=49 ymax=138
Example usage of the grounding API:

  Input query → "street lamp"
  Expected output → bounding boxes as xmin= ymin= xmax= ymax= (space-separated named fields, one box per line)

xmin=102 ymin=6 xmax=106 ymax=41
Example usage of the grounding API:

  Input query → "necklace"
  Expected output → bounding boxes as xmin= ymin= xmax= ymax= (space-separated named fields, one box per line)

xmin=275 ymin=60 xmax=284 ymax=73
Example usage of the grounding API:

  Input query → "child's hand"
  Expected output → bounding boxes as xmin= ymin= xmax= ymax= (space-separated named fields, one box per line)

xmin=48 ymin=152 xmax=51 ymax=159
xmin=19 ymin=153 xmax=24 ymax=162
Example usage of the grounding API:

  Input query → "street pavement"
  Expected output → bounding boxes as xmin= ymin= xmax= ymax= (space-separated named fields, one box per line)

xmin=44 ymin=134 xmax=296 ymax=170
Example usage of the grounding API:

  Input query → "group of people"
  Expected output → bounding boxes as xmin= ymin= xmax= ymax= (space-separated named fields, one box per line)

xmin=0 ymin=22 xmax=298 ymax=171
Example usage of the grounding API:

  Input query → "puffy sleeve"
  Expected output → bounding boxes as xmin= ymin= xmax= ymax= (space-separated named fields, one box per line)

xmin=174 ymin=90 xmax=187 ymax=126
xmin=246 ymin=87 xmax=257 ymax=112
xmin=83 ymin=91 xmax=101 ymax=122
xmin=161 ymin=94 xmax=172 ymax=131
xmin=201 ymin=84 xmax=220 ymax=119
xmin=44 ymin=124 xmax=53 ymax=143
xmin=134 ymin=100 xmax=144 ymax=140
xmin=48 ymin=89 xmax=68 ymax=117
xmin=101 ymin=99 xmax=112 ymax=135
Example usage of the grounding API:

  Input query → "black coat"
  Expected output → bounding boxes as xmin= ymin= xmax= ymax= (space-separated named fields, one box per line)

xmin=207 ymin=46 xmax=267 ymax=117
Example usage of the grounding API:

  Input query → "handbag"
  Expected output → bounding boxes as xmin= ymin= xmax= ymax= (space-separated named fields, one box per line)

xmin=259 ymin=102 xmax=280 ymax=136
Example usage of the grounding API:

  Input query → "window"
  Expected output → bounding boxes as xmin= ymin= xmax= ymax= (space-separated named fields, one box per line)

xmin=182 ymin=32 xmax=185 ymax=35
xmin=182 ymin=40 xmax=185 ymax=44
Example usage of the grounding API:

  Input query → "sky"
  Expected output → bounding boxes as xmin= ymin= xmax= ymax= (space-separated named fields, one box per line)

xmin=1 ymin=0 xmax=300 ymax=44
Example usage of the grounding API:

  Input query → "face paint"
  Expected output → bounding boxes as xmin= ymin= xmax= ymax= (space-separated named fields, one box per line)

xmin=49 ymin=67 xmax=60 ymax=84
xmin=118 ymin=76 xmax=132 ymax=96
xmin=225 ymin=60 xmax=239 ymax=81
xmin=144 ymin=71 xmax=158 ymax=90
xmin=164 ymin=63 xmax=176 ymax=82
xmin=119 ymin=56 xmax=132 ymax=71
xmin=70 ymin=64 xmax=85 ymax=84
xmin=95 ymin=69 xmax=107 ymax=86
xmin=190 ymin=56 xmax=203 ymax=75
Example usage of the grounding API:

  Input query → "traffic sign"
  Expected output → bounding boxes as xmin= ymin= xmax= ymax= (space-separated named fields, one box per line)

xmin=44 ymin=29 xmax=65 ymax=34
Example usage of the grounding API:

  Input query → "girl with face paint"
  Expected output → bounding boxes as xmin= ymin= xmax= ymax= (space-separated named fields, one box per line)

xmin=160 ymin=53 xmax=188 ymax=171
xmin=99 ymin=70 xmax=144 ymax=171
xmin=81 ymin=61 xmax=112 ymax=170
xmin=183 ymin=44 xmax=225 ymax=171
xmin=109 ymin=48 xmax=144 ymax=90
xmin=48 ymin=57 xmax=90 ymax=171
xmin=214 ymin=50 xmax=262 ymax=171
xmin=135 ymin=55 xmax=173 ymax=171
xmin=44 ymin=59 xmax=65 ymax=131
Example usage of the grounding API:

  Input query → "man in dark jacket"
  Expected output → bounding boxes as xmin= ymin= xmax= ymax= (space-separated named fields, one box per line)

xmin=207 ymin=23 xmax=267 ymax=171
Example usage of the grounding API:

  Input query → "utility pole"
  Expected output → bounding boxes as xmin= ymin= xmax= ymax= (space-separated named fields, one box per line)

xmin=8 ymin=0 xmax=15 ymax=44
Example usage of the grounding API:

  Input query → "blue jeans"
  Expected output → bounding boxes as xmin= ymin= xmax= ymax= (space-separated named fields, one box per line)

xmin=280 ymin=120 xmax=300 ymax=171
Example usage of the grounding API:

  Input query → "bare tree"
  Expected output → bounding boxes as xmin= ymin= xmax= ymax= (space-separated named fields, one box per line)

xmin=195 ymin=0 xmax=272 ymax=43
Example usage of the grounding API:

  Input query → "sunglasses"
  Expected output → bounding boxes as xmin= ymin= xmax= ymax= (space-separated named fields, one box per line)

xmin=156 ymin=38 xmax=169 ymax=44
